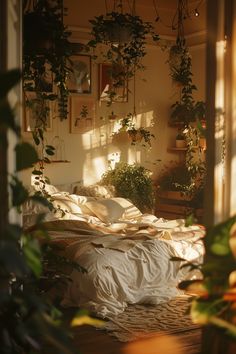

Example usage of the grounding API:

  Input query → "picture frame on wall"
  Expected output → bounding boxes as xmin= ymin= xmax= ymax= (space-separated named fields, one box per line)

xmin=70 ymin=95 xmax=95 ymax=133
xmin=98 ymin=63 xmax=128 ymax=103
xmin=23 ymin=94 xmax=53 ymax=132
xmin=67 ymin=54 xmax=92 ymax=94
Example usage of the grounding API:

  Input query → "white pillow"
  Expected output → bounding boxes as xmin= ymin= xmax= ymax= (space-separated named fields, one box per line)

xmin=85 ymin=197 xmax=142 ymax=223
xmin=51 ymin=194 xmax=83 ymax=214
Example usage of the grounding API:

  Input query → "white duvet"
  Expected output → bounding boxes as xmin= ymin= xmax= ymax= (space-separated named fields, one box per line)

xmin=58 ymin=215 xmax=204 ymax=318
xmin=25 ymin=192 xmax=205 ymax=318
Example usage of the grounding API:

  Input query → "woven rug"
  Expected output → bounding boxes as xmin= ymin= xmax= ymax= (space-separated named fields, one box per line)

xmin=103 ymin=296 xmax=202 ymax=353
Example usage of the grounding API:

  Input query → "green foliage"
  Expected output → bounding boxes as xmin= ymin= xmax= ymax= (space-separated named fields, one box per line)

xmin=23 ymin=0 xmax=73 ymax=121
xmin=0 ymin=69 xmax=81 ymax=353
xmin=15 ymin=142 xmax=38 ymax=171
xmin=156 ymin=162 xmax=193 ymax=192
xmin=100 ymin=162 xmax=155 ymax=212
xmin=179 ymin=216 xmax=236 ymax=338
xmin=88 ymin=11 xmax=159 ymax=105
xmin=168 ymin=43 xmax=205 ymax=125
xmin=115 ymin=113 xmax=155 ymax=147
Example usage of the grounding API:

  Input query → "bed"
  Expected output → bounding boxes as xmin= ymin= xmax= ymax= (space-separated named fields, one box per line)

xmin=24 ymin=187 xmax=205 ymax=319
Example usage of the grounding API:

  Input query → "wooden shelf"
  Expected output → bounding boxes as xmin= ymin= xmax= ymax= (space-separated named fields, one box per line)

xmin=167 ymin=147 xmax=187 ymax=152
xmin=48 ymin=160 xmax=71 ymax=163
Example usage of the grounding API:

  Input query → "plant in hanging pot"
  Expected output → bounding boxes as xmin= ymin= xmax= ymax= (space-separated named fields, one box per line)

xmin=23 ymin=0 xmax=74 ymax=121
xmin=113 ymin=113 xmax=155 ymax=147
xmin=168 ymin=41 xmax=206 ymax=126
xmin=88 ymin=10 xmax=159 ymax=105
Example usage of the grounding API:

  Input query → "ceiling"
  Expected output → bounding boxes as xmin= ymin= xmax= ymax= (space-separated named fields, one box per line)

xmin=64 ymin=0 xmax=206 ymax=45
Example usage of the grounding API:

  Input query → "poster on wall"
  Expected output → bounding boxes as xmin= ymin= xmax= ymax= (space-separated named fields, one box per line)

xmin=67 ymin=54 xmax=91 ymax=94
xmin=98 ymin=63 xmax=128 ymax=103
xmin=69 ymin=96 xmax=95 ymax=133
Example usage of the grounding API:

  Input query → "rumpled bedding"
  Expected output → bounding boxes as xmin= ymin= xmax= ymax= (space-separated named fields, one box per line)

xmin=40 ymin=214 xmax=205 ymax=318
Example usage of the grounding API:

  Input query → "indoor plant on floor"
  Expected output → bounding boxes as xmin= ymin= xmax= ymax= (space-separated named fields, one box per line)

xmin=100 ymin=162 xmax=155 ymax=213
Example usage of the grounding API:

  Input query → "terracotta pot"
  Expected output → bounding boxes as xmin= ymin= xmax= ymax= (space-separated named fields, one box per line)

xmin=199 ymin=137 xmax=206 ymax=149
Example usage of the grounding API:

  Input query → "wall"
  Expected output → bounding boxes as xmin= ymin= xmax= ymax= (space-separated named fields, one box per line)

xmin=20 ymin=0 xmax=206 ymax=188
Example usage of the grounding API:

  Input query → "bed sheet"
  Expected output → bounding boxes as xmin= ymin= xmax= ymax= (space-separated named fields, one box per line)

xmin=41 ymin=216 xmax=205 ymax=318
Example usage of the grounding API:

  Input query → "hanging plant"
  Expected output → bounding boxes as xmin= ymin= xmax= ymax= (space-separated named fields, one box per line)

xmin=23 ymin=0 xmax=73 ymax=121
xmin=88 ymin=10 xmax=159 ymax=105
xmin=113 ymin=112 xmax=155 ymax=147
xmin=168 ymin=41 xmax=206 ymax=126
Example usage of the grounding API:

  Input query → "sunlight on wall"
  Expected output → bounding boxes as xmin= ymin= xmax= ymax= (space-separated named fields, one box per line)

xmin=214 ymin=39 xmax=226 ymax=220
xmin=79 ymin=108 xmax=156 ymax=184
xmin=83 ymin=154 xmax=107 ymax=184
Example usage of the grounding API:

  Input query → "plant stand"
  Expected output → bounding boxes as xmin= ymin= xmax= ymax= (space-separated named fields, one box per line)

xmin=156 ymin=190 xmax=203 ymax=222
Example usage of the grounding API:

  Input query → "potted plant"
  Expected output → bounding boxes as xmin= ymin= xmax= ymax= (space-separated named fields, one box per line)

xmin=100 ymin=162 xmax=155 ymax=213
xmin=113 ymin=113 xmax=155 ymax=147
xmin=175 ymin=130 xmax=186 ymax=148
xmin=88 ymin=10 xmax=159 ymax=105
xmin=197 ymin=119 xmax=207 ymax=149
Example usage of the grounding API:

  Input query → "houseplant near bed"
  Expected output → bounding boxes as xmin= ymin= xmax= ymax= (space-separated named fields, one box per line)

xmin=100 ymin=162 xmax=155 ymax=213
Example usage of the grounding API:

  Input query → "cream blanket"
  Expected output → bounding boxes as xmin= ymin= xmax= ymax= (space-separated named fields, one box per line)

xmin=39 ymin=216 xmax=204 ymax=318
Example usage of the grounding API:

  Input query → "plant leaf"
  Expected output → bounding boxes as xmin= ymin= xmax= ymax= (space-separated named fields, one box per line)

xmin=15 ymin=142 xmax=38 ymax=171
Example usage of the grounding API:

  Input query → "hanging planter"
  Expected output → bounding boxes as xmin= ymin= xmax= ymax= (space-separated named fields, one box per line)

xmin=88 ymin=10 xmax=159 ymax=105
xmin=102 ymin=18 xmax=132 ymax=44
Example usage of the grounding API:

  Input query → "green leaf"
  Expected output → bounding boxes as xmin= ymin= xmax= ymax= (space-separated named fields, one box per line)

xmin=30 ymin=195 xmax=53 ymax=210
xmin=10 ymin=177 xmax=29 ymax=207
xmin=32 ymin=170 xmax=43 ymax=175
xmin=23 ymin=238 xmax=42 ymax=278
xmin=15 ymin=142 xmax=38 ymax=171
xmin=0 ymin=69 xmax=21 ymax=99
xmin=45 ymin=149 xmax=55 ymax=156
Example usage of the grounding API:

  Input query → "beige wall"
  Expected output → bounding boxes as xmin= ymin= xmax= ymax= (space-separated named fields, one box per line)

xmin=20 ymin=1 xmax=206 ymax=188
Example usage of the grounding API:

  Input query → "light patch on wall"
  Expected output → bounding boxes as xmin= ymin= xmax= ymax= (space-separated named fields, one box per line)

xmin=215 ymin=40 xmax=226 ymax=109
xmin=136 ymin=111 xmax=155 ymax=128
xmin=91 ymin=156 xmax=107 ymax=182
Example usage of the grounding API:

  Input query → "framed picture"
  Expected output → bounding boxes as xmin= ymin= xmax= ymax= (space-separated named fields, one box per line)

xmin=70 ymin=96 xmax=95 ymax=133
xmin=98 ymin=63 xmax=128 ymax=103
xmin=67 ymin=54 xmax=91 ymax=94
xmin=24 ymin=94 xmax=53 ymax=132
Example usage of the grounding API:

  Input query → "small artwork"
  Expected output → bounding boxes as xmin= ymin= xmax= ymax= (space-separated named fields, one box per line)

xmin=70 ymin=96 xmax=95 ymax=133
xmin=67 ymin=55 xmax=91 ymax=94
xmin=98 ymin=63 xmax=128 ymax=103
xmin=24 ymin=95 xmax=53 ymax=132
